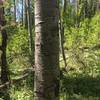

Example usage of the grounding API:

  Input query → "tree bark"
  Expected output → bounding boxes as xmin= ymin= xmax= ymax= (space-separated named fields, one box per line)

xmin=26 ymin=0 xmax=34 ymax=58
xmin=24 ymin=0 xmax=28 ymax=29
xmin=21 ymin=0 xmax=23 ymax=26
xmin=0 ymin=0 xmax=9 ymax=84
xmin=62 ymin=0 xmax=67 ymax=68
xmin=0 ymin=1 xmax=10 ymax=99
xmin=13 ymin=0 xmax=16 ymax=23
xmin=1 ymin=25 xmax=9 ymax=83
xmin=34 ymin=0 xmax=60 ymax=100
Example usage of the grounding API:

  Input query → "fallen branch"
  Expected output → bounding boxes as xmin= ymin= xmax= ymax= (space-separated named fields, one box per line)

xmin=79 ymin=44 xmax=100 ymax=50
xmin=0 ymin=67 xmax=34 ymax=90
xmin=0 ymin=82 xmax=10 ymax=89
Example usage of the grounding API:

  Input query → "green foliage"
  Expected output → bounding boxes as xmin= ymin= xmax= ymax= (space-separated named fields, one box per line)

xmin=60 ymin=12 xmax=100 ymax=76
xmin=64 ymin=13 xmax=100 ymax=48
xmin=10 ymin=74 xmax=34 ymax=100
xmin=6 ymin=25 xmax=31 ymax=72
xmin=60 ymin=74 xmax=100 ymax=100
xmin=59 ymin=11 xmax=100 ymax=100
xmin=0 ymin=0 xmax=99 ymax=99
xmin=7 ymin=26 xmax=29 ymax=54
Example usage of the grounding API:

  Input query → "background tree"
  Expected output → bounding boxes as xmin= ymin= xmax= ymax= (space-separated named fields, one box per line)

xmin=0 ymin=0 xmax=9 ymax=84
xmin=13 ymin=0 xmax=16 ymax=23
xmin=26 ymin=0 xmax=34 ymax=60
xmin=21 ymin=0 xmax=23 ymax=26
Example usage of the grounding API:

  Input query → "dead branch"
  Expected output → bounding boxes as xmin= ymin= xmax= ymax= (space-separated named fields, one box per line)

xmin=0 ymin=67 xmax=34 ymax=90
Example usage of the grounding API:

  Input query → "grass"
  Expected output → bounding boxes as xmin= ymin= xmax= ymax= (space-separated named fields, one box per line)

xmin=0 ymin=73 xmax=100 ymax=100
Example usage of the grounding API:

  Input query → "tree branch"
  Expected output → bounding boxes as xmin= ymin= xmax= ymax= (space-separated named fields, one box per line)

xmin=0 ymin=67 xmax=34 ymax=90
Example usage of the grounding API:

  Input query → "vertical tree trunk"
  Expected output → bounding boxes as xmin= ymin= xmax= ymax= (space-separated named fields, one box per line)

xmin=59 ymin=0 xmax=67 ymax=68
xmin=62 ymin=0 xmax=67 ymax=68
xmin=13 ymin=0 xmax=16 ymax=23
xmin=0 ymin=1 xmax=10 ymax=99
xmin=26 ymin=0 xmax=34 ymax=58
xmin=22 ymin=0 xmax=23 ymax=26
xmin=0 ymin=0 xmax=9 ymax=84
xmin=1 ymin=25 xmax=9 ymax=83
xmin=24 ymin=0 xmax=28 ymax=29
xmin=34 ymin=0 xmax=60 ymax=100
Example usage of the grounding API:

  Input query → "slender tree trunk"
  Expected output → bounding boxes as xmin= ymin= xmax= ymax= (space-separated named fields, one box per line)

xmin=0 ymin=0 xmax=9 ymax=84
xmin=22 ymin=0 xmax=23 ymax=26
xmin=26 ymin=0 xmax=34 ymax=61
xmin=59 ymin=25 xmax=67 ymax=68
xmin=59 ymin=0 xmax=67 ymax=68
xmin=1 ymin=25 xmax=9 ymax=83
xmin=0 ymin=1 xmax=10 ymax=99
xmin=13 ymin=0 xmax=16 ymax=23
xmin=62 ymin=0 xmax=67 ymax=68
xmin=24 ymin=0 xmax=28 ymax=29
xmin=34 ymin=0 xmax=60 ymax=100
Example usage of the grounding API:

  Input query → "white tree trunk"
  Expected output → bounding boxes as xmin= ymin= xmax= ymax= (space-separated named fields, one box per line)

xmin=34 ymin=0 xmax=60 ymax=100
